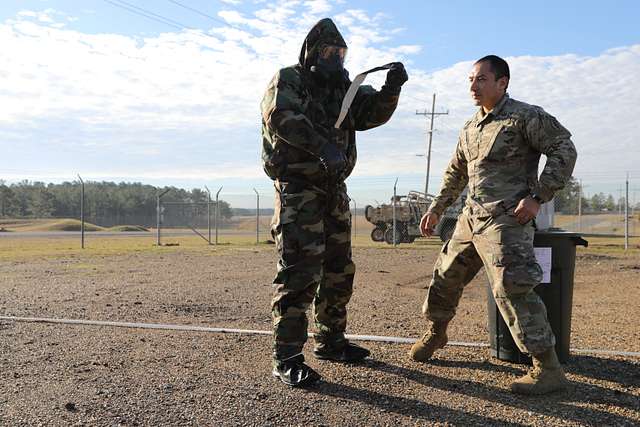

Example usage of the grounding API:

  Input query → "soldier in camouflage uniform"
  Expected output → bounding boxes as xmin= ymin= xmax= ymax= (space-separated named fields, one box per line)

xmin=409 ymin=55 xmax=577 ymax=395
xmin=261 ymin=18 xmax=407 ymax=387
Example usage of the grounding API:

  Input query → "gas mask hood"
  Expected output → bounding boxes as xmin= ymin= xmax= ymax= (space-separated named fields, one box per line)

xmin=298 ymin=18 xmax=348 ymax=76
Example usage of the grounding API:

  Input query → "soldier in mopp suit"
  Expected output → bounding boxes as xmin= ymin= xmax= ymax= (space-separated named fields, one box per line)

xmin=261 ymin=18 xmax=407 ymax=387
xmin=409 ymin=55 xmax=577 ymax=395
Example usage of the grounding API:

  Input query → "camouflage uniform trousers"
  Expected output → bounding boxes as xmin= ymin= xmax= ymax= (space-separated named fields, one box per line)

xmin=271 ymin=179 xmax=355 ymax=361
xmin=423 ymin=210 xmax=556 ymax=355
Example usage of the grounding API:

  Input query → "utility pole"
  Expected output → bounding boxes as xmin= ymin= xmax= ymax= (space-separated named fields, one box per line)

xmin=416 ymin=93 xmax=448 ymax=196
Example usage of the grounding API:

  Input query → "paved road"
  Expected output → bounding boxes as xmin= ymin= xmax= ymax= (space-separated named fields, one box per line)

xmin=561 ymin=215 xmax=612 ymax=232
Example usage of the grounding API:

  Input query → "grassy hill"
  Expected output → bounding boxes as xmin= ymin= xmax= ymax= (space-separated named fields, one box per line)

xmin=0 ymin=218 xmax=104 ymax=232
xmin=0 ymin=219 xmax=154 ymax=232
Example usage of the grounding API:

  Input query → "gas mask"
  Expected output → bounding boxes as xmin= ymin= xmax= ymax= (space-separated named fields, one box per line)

xmin=311 ymin=45 xmax=347 ymax=80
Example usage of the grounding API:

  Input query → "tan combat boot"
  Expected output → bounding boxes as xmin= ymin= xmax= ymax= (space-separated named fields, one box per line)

xmin=409 ymin=321 xmax=449 ymax=362
xmin=511 ymin=347 xmax=570 ymax=395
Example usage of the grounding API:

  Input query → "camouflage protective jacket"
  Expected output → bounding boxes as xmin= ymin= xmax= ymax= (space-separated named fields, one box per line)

xmin=260 ymin=18 xmax=401 ymax=185
xmin=428 ymin=94 xmax=577 ymax=217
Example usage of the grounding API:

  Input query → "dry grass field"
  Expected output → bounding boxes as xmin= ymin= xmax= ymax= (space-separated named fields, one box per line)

xmin=0 ymin=230 xmax=639 ymax=426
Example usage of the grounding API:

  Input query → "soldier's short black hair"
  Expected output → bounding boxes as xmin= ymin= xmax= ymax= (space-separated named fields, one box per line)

xmin=475 ymin=55 xmax=510 ymax=82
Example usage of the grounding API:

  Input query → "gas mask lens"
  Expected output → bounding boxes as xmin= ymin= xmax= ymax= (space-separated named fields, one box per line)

xmin=319 ymin=45 xmax=347 ymax=66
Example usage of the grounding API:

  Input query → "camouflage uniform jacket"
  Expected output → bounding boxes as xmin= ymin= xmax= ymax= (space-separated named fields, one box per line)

xmin=428 ymin=94 xmax=577 ymax=217
xmin=261 ymin=18 xmax=401 ymax=185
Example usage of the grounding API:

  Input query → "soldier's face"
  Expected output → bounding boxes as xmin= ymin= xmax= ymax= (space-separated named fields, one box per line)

xmin=469 ymin=62 xmax=508 ymax=110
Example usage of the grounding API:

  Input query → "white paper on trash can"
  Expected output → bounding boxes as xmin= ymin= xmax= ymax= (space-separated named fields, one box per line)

xmin=534 ymin=247 xmax=552 ymax=284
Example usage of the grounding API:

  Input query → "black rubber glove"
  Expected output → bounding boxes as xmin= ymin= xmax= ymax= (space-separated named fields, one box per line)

xmin=385 ymin=62 xmax=408 ymax=88
xmin=319 ymin=143 xmax=347 ymax=177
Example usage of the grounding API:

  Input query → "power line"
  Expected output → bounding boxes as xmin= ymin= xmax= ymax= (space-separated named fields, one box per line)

xmin=401 ymin=93 xmax=432 ymax=105
xmin=117 ymin=0 xmax=192 ymax=29
xmin=102 ymin=0 xmax=184 ymax=31
xmin=103 ymin=0 xmax=246 ymax=42
xmin=167 ymin=0 xmax=243 ymax=31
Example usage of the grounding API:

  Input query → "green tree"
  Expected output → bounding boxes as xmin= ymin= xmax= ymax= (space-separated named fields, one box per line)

xmin=590 ymin=193 xmax=606 ymax=212
xmin=553 ymin=176 xmax=581 ymax=214
xmin=605 ymin=195 xmax=616 ymax=211
xmin=0 ymin=182 xmax=18 ymax=217
xmin=30 ymin=185 xmax=55 ymax=217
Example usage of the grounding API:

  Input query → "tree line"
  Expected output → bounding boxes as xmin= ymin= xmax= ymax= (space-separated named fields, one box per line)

xmin=0 ymin=180 xmax=233 ymax=227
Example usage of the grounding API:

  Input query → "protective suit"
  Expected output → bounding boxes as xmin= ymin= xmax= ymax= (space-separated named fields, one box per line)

xmin=261 ymin=18 xmax=407 ymax=386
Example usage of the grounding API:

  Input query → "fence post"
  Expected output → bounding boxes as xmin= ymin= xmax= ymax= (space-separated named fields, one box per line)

xmin=156 ymin=188 xmax=170 ymax=246
xmin=625 ymin=173 xmax=629 ymax=250
xmin=215 ymin=186 xmax=223 ymax=245
xmin=393 ymin=178 xmax=398 ymax=247
xmin=205 ymin=186 xmax=212 ymax=245
xmin=351 ymin=198 xmax=356 ymax=241
xmin=253 ymin=188 xmax=260 ymax=244
xmin=78 ymin=174 xmax=84 ymax=249
xmin=578 ymin=179 xmax=582 ymax=232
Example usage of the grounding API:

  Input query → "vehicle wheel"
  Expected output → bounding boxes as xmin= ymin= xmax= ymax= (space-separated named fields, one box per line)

xmin=398 ymin=223 xmax=412 ymax=243
xmin=384 ymin=224 xmax=406 ymax=245
xmin=384 ymin=228 xmax=399 ymax=245
xmin=371 ymin=227 xmax=385 ymax=242
xmin=401 ymin=227 xmax=412 ymax=243
xmin=438 ymin=218 xmax=457 ymax=242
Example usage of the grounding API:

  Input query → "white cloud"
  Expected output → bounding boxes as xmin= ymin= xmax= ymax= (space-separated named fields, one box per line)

xmin=0 ymin=2 xmax=639 ymax=202
xmin=16 ymin=8 xmax=72 ymax=26
xmin=304 ymin=0 xmax=332 ymax=15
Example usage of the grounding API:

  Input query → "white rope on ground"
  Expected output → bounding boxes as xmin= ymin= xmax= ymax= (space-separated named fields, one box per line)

xmin=2 ymin=315 xmax=639 ymax=358
xmin=0 ymin=315 xmax=486 ymax=347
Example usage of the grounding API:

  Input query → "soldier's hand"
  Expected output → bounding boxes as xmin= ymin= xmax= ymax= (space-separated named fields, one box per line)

xmin=385 ymin=62 xmax=408 ymax=88
xmin=420 ymin=212 xmax=439 ymax=237
xmin=319 ymin=143 xmax=346 ymax=177
xmin=514 ymin=196 xmax=541 ymax=225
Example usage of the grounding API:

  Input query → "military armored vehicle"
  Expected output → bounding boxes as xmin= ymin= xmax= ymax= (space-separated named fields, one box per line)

xmin=364 ymin=190 xmax=466 ymax=244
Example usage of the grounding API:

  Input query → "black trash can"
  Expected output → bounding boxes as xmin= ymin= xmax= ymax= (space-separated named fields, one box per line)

xmin=488 ymin=230 xmax=588 ymax=364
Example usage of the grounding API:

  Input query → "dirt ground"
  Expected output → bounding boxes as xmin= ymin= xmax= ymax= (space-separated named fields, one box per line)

xmin=0 ymin=236 xmax=639 ymax=426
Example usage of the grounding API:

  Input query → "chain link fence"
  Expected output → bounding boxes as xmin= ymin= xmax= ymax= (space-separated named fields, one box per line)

xmin=1 ymin=175 xmax=638 ymax=248
xmin=554 ymin=176 xmax=639 ymax=238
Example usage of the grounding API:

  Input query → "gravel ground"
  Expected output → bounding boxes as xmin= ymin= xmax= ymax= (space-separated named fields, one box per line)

xmin=1 ymin=240 xmax=639 ymax=425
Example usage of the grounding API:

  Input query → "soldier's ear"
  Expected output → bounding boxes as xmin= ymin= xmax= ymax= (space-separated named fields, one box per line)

xmin=498 ymin=76 xmax=509 ymax=92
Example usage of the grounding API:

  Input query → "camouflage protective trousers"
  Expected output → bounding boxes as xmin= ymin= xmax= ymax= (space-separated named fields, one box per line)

xmin=423 ymin=211 xmax=556 ymax=355
xmin=271 ymin=179 xmax=355 ymax=361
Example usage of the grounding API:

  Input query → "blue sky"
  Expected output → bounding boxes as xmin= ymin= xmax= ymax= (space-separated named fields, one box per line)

xmin=0 ymin=0 xmax=639 ymax=207
xmin=2 ymin=0 xmax=637 ymax=68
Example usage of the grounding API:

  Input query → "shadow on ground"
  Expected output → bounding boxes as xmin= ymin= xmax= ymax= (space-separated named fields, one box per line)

xmin=310 ymin=355 xmax=640 ymax=425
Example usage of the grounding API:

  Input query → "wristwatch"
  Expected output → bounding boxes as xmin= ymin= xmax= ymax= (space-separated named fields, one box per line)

xmin=530 ymin=193 xmax=544 ymax=204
